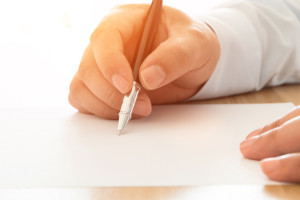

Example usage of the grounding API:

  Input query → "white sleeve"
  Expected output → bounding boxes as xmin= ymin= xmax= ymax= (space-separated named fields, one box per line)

xmin=191 ymin=0 xmax=300 ymax=100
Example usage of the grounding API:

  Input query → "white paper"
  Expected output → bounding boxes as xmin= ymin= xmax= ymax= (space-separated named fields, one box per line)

xmin=0 ymin=103 xmax=294 ymax=187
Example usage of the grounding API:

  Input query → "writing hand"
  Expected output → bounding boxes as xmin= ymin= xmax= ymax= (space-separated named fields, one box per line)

xmin=68 ymin=4 xmax=220 ymax=119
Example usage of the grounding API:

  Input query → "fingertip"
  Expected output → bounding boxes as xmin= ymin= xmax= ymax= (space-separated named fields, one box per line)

xmin=239 ymin=137 xmax=256 ymax=159
xmin=112 ymin=74 xmax=132 ymax=94
xmin=133 ymin=98 xmax=152 ymax=117
xmin=246 ymin=128 xmax=262 ymax=139
xmin=261 ymin=157 xmax=280 ymax=179
xmin=140 ymin=65 xmax=166 ymax=90
xmin=91 ymin=41 xmax=134 ymax=94
xmin=132 ymin=92 xmax=152 ymax=117
xmin=239 ymin=141 xmax=246 ymax=157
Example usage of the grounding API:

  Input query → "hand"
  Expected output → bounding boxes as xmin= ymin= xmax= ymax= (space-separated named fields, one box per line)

xmin=68 ymin=4 xmax=220 ymax=119
xmin=240 ymin=106 xmax=300 ymax=183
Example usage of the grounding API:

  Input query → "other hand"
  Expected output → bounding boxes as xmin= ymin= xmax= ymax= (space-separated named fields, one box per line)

xmin=240 ymin=106 xmax=300 ymax=183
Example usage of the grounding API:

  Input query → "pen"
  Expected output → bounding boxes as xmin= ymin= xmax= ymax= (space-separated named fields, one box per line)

xmin=118 ymin=0 xmax=163 ymax=134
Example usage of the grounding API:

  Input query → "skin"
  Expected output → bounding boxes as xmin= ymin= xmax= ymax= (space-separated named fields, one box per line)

xmin=69 ymin=4 xmax=300 ymax=183
xmin=240 ymin=106 xmax=300 ymax=183
xmin=68 ymin=4 xmax=220 ymax=119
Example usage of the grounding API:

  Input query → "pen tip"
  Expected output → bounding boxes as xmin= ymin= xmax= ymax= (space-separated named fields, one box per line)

xmin=118 ymin=130 xmax=122 ymax=136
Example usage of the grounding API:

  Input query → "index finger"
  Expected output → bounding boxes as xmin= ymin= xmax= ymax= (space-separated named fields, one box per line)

xmin=246 ymin=106 xmax=300 ymax=139
xmin=90 ymin=5 xmax=149 ymax=94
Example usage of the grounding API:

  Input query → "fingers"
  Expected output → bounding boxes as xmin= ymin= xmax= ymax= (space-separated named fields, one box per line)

xmin=240 ymin=116 xmax=300 ymax=160
xmin=241 ymin=106 xmax=300 ymax=183
xmin=90 ymin=5 xmax=149 ymax=94
xmin=139 ymin=25 xmax=215 ymax=90
xmin=68 ymin=94 xmax=90 ymax=115
xmin=69 ymin=76 xmax=120 ymax=119
xmin=91 ymin=27 xmax=133 ymax=94
xmin=246 ymin=106 xmax=300 ymax=139
xmin=261 ymin=153 xmax=300 ymax=183
xmin=69 ymin=75 xmax=151 ymax=119
xmin=69 ymin=45 xmax=152 ymax=119
xmin=77 ymin=45 xmax=124 ymax=110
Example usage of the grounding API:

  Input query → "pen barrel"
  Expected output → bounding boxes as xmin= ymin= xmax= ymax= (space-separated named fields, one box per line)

xmin=118 ymin=0 xmax=163 ymax=133
xmin=132 ymin=0 xmax=163 ymax=81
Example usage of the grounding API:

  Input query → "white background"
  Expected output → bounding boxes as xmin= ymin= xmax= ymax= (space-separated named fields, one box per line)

xmin=0 ymin=0 xmax=222 ymax=108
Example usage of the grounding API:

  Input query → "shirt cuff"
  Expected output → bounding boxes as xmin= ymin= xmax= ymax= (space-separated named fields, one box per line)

xmin=190 ymin=7 xmax=262 ymax=100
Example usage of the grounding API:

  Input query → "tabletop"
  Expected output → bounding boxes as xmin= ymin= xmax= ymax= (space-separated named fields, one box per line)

xmin=1 ymin=84 xmax=299 ymax=200
xmin=194 ymin=84 xmax=300 ymax=106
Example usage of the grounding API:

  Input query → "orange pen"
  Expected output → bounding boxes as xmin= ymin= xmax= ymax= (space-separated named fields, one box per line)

xmin=118 ymin=0 xmax=163 ymax=134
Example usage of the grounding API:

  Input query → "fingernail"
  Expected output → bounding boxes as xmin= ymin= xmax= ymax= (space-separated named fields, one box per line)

xmin=133 ymin=99 xmax=151 ymax=116
xmin=112 ymin=74 xmax=130 ymax=94
xmin=240 ymin=137 xmax=256 ymax=150
xmin=141 ymin=65 xmax=165 ymax=89
xmin=245 ymin=128 xmax=262 ymax=139
xmin=240 ymin=137 xmax=258 ymax=157
xmin=261 ymin=158 xmax=280 ymax=174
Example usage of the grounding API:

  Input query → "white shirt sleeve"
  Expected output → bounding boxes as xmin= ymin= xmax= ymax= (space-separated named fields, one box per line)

xmin=191 ymin=0 xmax=300 ymax=100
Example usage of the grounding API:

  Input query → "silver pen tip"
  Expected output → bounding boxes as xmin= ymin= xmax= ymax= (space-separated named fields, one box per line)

xmin=118 ymin=130 xmax=122 ymax=135
xmin=117 ymin=81 xmax=141 ymax=135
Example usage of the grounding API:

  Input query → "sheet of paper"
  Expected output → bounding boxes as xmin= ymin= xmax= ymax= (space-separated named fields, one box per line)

xmin=0 ymin=103 xmax=294 ymax=187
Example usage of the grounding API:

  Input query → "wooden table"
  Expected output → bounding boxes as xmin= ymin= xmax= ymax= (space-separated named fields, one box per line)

xmin=1 ymin=84 xmax=299 ymax=200
xmin=193 ymin=84 xmax=300 ymax=106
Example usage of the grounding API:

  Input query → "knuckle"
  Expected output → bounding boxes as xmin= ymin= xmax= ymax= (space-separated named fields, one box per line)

xmin=187 ymin=22 xmax=220 ymax=67
xmin=104 ymin=90 xmax=120 ymax=108
xmin=90 ymin=25 xmax=107 ymax=45
xmin=171 ymin=39 xmax=190 ymax=66
xmin=261 ymin=119 xmax=281 ymax=133
xmin=188 ymin=25 xmax=205 ymax=40
xmin=260 ymin=124 xmax=269 ymax=134
xmin=77 ymin=64 xmax=98 ymax=87
xmin=90 ymin=22 xmax=115 ymax=46
xmin=272 ymin=119 xmax=281 ymax=129
xmin=188 ymin=24 xmax=211 ymax=47
xmin=89 ymin=12 xmax=123 ymax=46
xmin=268 ymin=128 xmax=285 ymax=156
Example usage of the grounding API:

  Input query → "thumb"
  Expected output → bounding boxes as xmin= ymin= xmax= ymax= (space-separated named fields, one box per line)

xmin=139 ymin=34 xmax=211 ymax=90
